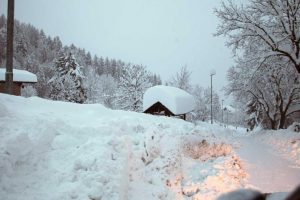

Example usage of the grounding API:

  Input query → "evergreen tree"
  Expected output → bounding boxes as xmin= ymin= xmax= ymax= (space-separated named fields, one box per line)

xmin=49 ymin=53 xmax=86 ymax=103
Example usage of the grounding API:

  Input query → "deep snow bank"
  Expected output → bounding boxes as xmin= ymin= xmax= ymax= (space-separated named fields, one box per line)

xmin=0 ymin=94 xmax=248 ymax=200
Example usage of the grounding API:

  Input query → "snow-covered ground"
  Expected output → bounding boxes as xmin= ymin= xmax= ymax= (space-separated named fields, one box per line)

xmin=1 ymin=94 xmax=300 ymax=200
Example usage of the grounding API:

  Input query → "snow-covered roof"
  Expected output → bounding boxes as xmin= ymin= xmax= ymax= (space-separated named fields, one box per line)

xmin=0 ymin=68 xmax=37 ymax=83
xmin=224 ymin=105 xmax=236 ymax=112
xmin=143 ymin=85 xmax=195 ymax=115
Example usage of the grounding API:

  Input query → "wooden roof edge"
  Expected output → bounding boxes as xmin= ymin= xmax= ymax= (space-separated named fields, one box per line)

xmin=0 ymin=80 xmax=37 ymax=83
xmin=143 ymin=101 xmax=176 ymax=116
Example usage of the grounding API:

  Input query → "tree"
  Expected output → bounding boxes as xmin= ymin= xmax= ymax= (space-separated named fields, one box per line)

xmin=191 ymin=85 xmax=221 ymax=122
xmin=85 ymin=51 xmax=92 ymax=66
xmin=116 ymin=64 xmax=151 ymax=112
xmin=84 ymin=67 xmax=117 ymax=108
xmin=167 ymin=65 xmax=192 ymax=92
xmin=226 ymin=57 xmax=300 ymax=129
xmin=49 ymin=53 xmax=86 ymax=103
xmin=215 ymin=0 xmax=300 ymax=73
xmin=148 ymin=74 xmax=162 ymax=86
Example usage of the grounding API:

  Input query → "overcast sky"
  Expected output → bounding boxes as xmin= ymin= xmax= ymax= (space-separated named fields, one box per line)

xmin=0 ymin=0 xmax=234 ymax=101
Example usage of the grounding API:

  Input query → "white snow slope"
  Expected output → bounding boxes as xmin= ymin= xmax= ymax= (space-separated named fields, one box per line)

xmin=0 ymin=94 xmax=248 ymax=200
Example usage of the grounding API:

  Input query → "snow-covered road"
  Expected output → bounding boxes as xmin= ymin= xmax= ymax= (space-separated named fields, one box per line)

xmin=236 ymin=136 xmax=300 ymax=193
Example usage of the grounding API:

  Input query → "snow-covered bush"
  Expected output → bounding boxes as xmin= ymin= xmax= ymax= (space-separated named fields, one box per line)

xmin=182 ymin=139 xmax=232 ymax=161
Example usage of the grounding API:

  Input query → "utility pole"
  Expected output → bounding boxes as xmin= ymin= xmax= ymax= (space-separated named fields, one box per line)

xmin=210 ymin=70 xmax=216 ymax=124
xmin=6 ymin=0 xmax=14 ymax=94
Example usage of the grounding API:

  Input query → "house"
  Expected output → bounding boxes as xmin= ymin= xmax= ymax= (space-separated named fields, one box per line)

xmin=0 ymin=68 xmax=37 ymax=96
xmin=143 ymin=85 xmax=195 ymax=120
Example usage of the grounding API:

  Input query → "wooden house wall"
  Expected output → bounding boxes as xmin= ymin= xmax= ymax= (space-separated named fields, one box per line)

xmin=0 ymin=82 xmax=22 ymax=96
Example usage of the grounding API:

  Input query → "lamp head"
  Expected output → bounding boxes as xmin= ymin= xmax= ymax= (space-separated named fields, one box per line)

xmin=210 ymin=69 xmax=216 ymax=76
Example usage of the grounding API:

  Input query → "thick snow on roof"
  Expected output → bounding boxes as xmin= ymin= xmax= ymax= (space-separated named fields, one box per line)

xmin=224 ymin=105 xmax=236 ymax=113
xmin=143 ymin=85 xmax=195 ymax=115
xmin=0 ymin=68 xmax=37 ymax=83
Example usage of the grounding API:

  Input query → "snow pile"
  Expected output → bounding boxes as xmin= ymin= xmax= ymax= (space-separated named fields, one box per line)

xmin=143 ymin=85 xmax=196 ymax=115
xmin=0 ymin=68 xmax=37 ymax=82
xmin=179 ymin=136 xmax=248 ymax=199
xmin=0 ymin=94 xmax=247 ymax=200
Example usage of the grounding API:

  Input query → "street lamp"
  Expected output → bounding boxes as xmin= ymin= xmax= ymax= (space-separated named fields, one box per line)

xmin=224 ymin=107 xmax=227 ymax=128
xmin=227 ymin=109 xmax=230 ymax=128
xmin=222 ymin=99 xmax=224 ymax=125
xmin=210 ymin=70 xmax=216 ymax=124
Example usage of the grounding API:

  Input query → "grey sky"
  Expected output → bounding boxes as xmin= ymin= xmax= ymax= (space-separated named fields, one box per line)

xmin=0 ymin=0 xmax=234 ymax=101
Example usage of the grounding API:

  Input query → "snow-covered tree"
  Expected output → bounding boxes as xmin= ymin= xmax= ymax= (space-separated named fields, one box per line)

xmin=226 ymin=57 xmax=300 ymax=129
xmin=116 ymin=64 xmax=151 ymax=112
xmin=215 ymin=0 xmax=300 ymax=73
xmin=98 ymin=74 xmax=118 ymax=108
xmin=167 ymin=65 xmax=192 ymax=92
xmin=84 ymin=67 xmax=117 ymax=108
xmin=49 ymin=53 xmax=86 ymax=103
xmin=191 ymin=85 xmax=221 ymax=122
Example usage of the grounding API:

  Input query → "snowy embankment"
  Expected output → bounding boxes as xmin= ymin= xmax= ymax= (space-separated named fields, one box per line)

xmin=0 ymin=94 xmax=248 ymax=200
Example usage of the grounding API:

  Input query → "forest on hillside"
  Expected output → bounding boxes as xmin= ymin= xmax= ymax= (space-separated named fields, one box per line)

xmin=0 ymin=15 xmax=242 ymax=127
xmin=0 ymin=15 xmax=163 ymax=110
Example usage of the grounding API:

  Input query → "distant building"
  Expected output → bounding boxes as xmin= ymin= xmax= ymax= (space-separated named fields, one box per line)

xmin=0 ymin=68 xmax=37 ymax=96
xmin=143 ymin=85 xmax=195 ymax=120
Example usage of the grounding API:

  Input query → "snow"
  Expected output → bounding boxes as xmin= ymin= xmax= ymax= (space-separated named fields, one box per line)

xmin=237 ymin=136 xmax=300 ymax=193
xmin=143 ymin=85 xmax=196 ymax=115
xmin=0 ymin=94 xmax=247 ymax=200
xmin=0 ymin=68 xmax=37 ymax=83
xmin=1 ymin=94 xmax=300 ymax=200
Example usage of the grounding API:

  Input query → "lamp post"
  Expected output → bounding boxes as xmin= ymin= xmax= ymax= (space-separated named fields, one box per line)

xmin=6 ymin=0 xmax=14 ymax=94
xmin=224 ymin=107 xmax=227 ymax=128
xmin=210 ymin=70 xmax=216 ymax=124
xmin=222 ymin=99 xmax=224 ymax=125
xmin=227 ymin=109 xmax=229 ymax=128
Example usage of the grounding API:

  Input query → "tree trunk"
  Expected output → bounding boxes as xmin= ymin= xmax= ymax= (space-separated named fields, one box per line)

xmin=270 ymin=119 xmax=277 ymax=130
xmin=278 ymin=113 xmax=286 ymax=129
xmin=296 ymin=64 xmax=300 ymax=74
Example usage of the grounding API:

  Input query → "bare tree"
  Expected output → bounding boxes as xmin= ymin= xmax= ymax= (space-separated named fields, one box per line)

xmin=226 ymin=57 xmax=300 ymax=129
xmin=215 ymin=0 xmax=300 ymax=73
xmin=167 ymin=65 xmax=192 ymax=92
xmin=192 ymin=85 xmax=221 ymax=122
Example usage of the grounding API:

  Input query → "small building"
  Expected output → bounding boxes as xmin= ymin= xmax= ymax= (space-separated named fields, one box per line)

xmin=0 ymin=68 xmax=37 ymax=96
xmin=143 ymin=85 xmax=195 ymax=120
